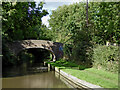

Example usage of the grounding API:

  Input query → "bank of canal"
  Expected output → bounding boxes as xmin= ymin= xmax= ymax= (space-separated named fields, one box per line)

xmin=46 ymin=61 xmax=118 ymax=89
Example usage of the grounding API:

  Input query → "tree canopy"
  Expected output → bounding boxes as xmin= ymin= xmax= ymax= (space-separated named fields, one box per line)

xmin=2 ymin=2 xmax=48 ymax=41
xmin=49 ymin=2 xmax=120 ymax=44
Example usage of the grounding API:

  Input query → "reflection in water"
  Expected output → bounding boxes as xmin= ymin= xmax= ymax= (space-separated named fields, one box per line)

xmin=2 ymin=71 xmax=68 ymax=88
xmin=2 ymin=64 xmax=69 ymax=88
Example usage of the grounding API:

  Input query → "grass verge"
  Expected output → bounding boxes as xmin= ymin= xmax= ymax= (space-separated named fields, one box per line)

xmin=46 ymin=60 xmax=118 ymax=88
xmin=62 ymin=68 xmax=118 ymax=88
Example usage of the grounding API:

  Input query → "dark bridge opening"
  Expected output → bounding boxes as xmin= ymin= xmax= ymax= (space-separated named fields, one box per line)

xmin=17 ymin=48 xmax=53 ymax=67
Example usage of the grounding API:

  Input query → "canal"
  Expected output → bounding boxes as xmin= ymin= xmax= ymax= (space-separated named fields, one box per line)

xmin=2 ymin=64 xmax=69 ymax=88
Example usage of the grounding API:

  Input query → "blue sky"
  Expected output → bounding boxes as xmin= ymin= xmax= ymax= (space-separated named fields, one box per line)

xmin=35 ymin=0 xmax=82 ymax=27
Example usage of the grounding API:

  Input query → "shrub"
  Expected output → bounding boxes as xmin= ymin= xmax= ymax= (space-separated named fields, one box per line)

xmin=92 ymin=45 xmax=119 ymax=73
xmin=47 ymin=59 xmax=78 ymax=67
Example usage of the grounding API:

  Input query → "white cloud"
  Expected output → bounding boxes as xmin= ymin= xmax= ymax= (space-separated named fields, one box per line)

xmin=41 ymin=15 xmax=50 ymax=27
xmin=44 ymin=0 xmax=83 ymax=2
xmin=35 ymin=0 xmax=84 ymax=3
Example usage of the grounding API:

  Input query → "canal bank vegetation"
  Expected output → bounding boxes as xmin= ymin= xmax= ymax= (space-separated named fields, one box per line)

xmin=47 ymin=59 xmax=78 ymax=67
xmin=92 ymin=45 xmax=119 ymax=72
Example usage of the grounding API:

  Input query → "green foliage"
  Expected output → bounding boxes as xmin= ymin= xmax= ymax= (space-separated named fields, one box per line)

xmin=71 ymin=28 xmax=93 ymax=66
xmin=49 ymin=2 xmax=119 ymax=73
xmin=49 ymin=2 xmax=120 ymax=44
xmin=47 ymin=59 xmax=78 ymax=67
xmin=90 ymin=2 xmax=120 ymax=44
xmin=49 ymin=3 xmax=93 ymax=65
xmin=92 ymin=45 xmax=119 ymax=72
xmin=49 ymin=4 xmax=79 ymax=43
xmin=2 ymin=2 xmax=48 ymax=40
xmin=63 ymin=44 xmax=72 ymax=60
xmin=39 ymin=25 xmax=53 ymax=40
xmin=2 ymin=40 xmax=17 ymax=66
xmin=78 ymin=65 xmax=87 ymax=70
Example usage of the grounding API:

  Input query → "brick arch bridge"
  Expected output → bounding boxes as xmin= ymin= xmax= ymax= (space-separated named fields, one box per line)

xmin=8 ymin=40 xmax=63 ymax=61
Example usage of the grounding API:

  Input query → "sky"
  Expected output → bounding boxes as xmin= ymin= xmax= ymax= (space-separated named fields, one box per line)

xmin=34 ymin=0 xmax=82 ymax=27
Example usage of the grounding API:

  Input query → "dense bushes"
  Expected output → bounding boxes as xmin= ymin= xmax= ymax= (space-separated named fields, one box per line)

xmin=92 ymin=45 xmax=119 ymax=72
xmin=71 ymin=41 xmax=93 ymax=66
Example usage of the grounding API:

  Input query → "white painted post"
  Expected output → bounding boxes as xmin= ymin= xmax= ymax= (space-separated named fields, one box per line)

xmin=48 ymin=64 xmax=50 ymax=71
xmin=106 ymin=41 xmax=110 ymax=46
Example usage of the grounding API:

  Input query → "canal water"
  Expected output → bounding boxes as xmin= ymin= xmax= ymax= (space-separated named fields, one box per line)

xmin=2 ymin=64 xmax=69 ymax=88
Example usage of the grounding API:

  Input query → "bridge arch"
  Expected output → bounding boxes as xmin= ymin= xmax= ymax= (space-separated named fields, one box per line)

xmin=8 ymin=40 xmax=63 ymax=61
xmin=17 ymin=47 xmax=56 ymax=61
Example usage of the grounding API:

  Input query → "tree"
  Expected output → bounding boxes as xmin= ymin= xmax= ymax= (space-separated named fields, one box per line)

xmin=2 ymin=2 xmax=48 ymax=40
xmin=49 ymin=3 xmax=92 ymax=64
xmin=90 ymin=2 xmax=120 ymax=44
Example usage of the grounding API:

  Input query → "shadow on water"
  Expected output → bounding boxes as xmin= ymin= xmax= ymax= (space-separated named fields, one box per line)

xmin=2 ymin=62 xmax=48 ymax=78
